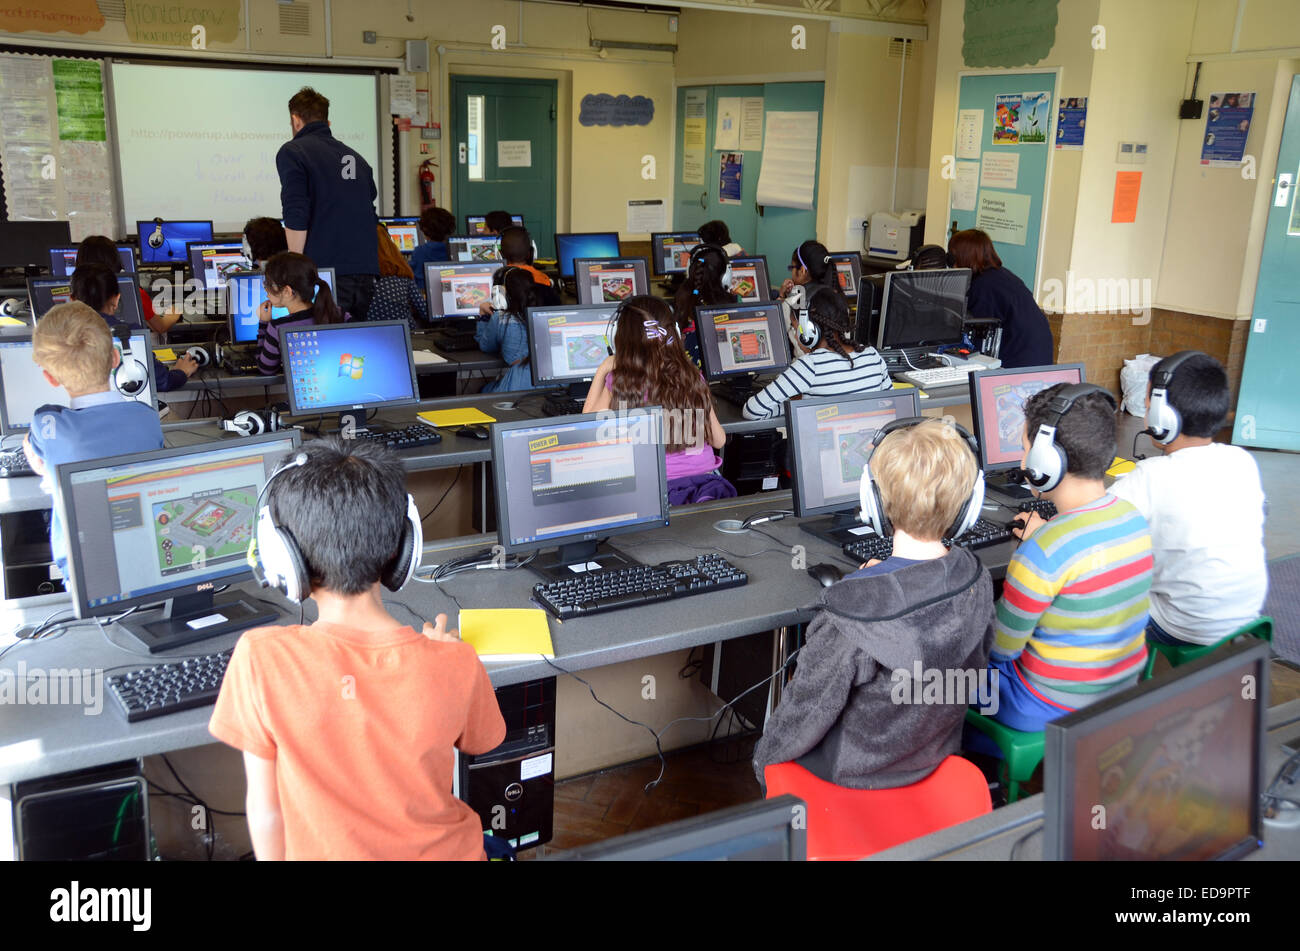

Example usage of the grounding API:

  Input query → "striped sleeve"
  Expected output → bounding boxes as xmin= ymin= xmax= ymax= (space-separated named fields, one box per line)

xmin=992 ymin=541 xmax=1057 ymax=661
xmin=256 ymin=322 xmax=281 ymax=375
xmin=742 ymin=357 xmax=817 ymax=420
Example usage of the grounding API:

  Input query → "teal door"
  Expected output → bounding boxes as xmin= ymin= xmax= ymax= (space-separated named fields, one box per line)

xmin=753 ymin=82 xmax=824 ymax=268
xmin=1234 ymin=74 xmax=1300 ymax=451
xmin=450 ymin=77 xmax=557 ymax=256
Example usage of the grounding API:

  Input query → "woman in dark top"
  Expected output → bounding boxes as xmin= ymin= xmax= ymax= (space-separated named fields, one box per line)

xmin=948 ymin=229 xmax=1053 ymax=368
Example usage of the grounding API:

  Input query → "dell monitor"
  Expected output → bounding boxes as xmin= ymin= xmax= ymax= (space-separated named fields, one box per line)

xmin=527 ymin=303 xmax=619 ymax=398
xmin=694 ymin=300 xmax=790 ymax=403
xmin=187 ymin=241 xmax=249 ymax=290
xmin=727 ymin=256 xmax=772 ymax=303
xmin=786 ymin=391 xmax=922 ymax=544
xmin=1043 ymin=639 xmax=1269 ymax=861
xmin=423 ymin=262 xmax=498 ymax=329
xmin=136 ymin=219 xmax=213 ymax=265
xmin=650 ymin=232 xmax=701 ymax=276
xmin=968 ymin=362 xmax=1084 ymax=498
xmin=380 ymin=217 xmax=422 ymax=254
xmin=0 ymin=221 xmax=71 ymax=269
xmin=281 ymin=320 xmax=420 ymax=431
xmin=0 ymin=329 xmax=156 ymax=436
xmin=48 ymin=245 xmax=135 ymax=278
xmin=27 ymin=275 xmax=144 ymax=328
xmin=466 ymin=213 xmax=524 ymax=235
xmin=553 ymin=233 xmax=621 ymax=279
xmin=447 ymin=235 xmax=502 ymax=263
xmin=492 ymin=408 xmax=669 ymax=581
xmin=573 ymin=257 xmax=649 ymax=305
xmin=829 ymin=252 xmax=863 ymax=303
xmin=57 ymin=432 xmax=301 ymax=652
xmin=876 ymin=267 xmax=971 ymax=352
xmin=225 ymin=268 xmax=335 ymax=344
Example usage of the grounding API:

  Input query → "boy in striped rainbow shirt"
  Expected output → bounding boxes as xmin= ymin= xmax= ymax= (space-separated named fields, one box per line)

xmin=983 ymin=383 xmax=1153 ymax=732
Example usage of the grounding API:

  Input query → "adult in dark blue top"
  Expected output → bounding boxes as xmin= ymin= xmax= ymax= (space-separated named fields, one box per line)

xmin=949 ymin=228 xmax=1054 ymax=369
xmin=277 ymin=87 xmax=380 ymax=321
xmin=410 ymin=206 xmax=456 ymax=291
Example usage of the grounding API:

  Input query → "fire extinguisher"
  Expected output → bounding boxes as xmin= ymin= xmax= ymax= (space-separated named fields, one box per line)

xmin=419 ymin=158 xmax=438 ymax=209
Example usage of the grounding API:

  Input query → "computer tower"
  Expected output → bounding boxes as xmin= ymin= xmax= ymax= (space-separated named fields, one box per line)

xmin=14 ymin=760 xmax=150 ymax=861
xmin=721 ymin=430 xmax=789 ymax=496
xmin=699 ymin=631 xmax=778 ymax=730
xmin=455 ymin=677 xmax=556 ymax=852
xmin=853 ymin=279 xmax=881 ymax=349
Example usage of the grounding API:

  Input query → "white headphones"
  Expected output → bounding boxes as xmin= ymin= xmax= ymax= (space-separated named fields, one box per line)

xmin=1023 ymin=383 xmax=1118 ymax=492
xmin=491 ymin=265 xmax=519 ymax=313
xmin=858 ymin=416 xmax=985 ymax=541
xmin=250 ymin=451 xmax=424 ymax=603
xmin=111 ymin=327 xmax=149 ymax=398
xmin=221 ymin=403 xmax=288 ymax=437
xmin=147 ymin=218 xmax=166 ymax=249
xmin=1144 ymin=350 xmax=1198 ymax=446
xmin=690 ymin=244 xmax=732 ymax=296
xmin=184 ymin=345 xmax=211 ymax=369
xmin=784 ymin=283 xmax=819 ymax=351
xmin=0 ymin=298 xmax=29 ymax=319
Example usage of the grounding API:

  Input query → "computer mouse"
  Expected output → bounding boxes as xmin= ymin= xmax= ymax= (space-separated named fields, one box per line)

xmin=457 ymin=425 xmax=489 ymax=440
xmin=806 ymin=562 xmax=844 ymax=588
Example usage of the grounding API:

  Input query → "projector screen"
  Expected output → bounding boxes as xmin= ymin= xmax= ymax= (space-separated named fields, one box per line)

xmin=110 ymin=63 xmax=381 ymax=234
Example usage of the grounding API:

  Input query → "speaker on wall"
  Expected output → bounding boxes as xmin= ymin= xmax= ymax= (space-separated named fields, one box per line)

xmin=406 ymin=40 xmax=430 ymax=74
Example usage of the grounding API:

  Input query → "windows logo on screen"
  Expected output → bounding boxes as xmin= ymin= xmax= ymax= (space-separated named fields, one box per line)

xmin=338 ymin=353 xmax=364 ymax=380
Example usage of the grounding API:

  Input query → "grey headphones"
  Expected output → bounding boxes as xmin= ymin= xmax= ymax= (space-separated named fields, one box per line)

xmin=1144 ymin=350 xmax=1200 ymax=445
xmin=1023 ymin=383 xmax=1118 ymax=492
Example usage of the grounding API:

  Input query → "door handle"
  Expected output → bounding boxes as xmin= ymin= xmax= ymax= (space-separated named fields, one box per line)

xmin=700 ymin=191 xmax=707 ymax=211
xmin=756 ymin=203 xmax=764 ymax=218
xmin=458 ymin=142 xmax=467 ymax=164
xmin=1276 ymin=173 xmax=1293 ymax=207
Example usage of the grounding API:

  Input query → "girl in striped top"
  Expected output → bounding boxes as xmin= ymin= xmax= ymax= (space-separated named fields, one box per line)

xmin=742 ymin=285 xmax=890 ymax=420
xmin=256 ymin=252 xmax=345 ymax=375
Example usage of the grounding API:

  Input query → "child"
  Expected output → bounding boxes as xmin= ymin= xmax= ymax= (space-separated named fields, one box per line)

xmin=583 ymin=296 xmax=733 ymax=504
xmin=243 ymin=216 xmax=288 ymax=268
xmin=742 ymin=285 xmax=889 ymax=420
xmin=483 ymin=210 xmax=515 ymax=235
xmin=753 ymin=419 xmax=995 ymax=788
xmin=986 ymin=383 xmax=1153 ymax=732
xmin=699 ymin=219 xmax=744 ymax=259
xmin=368 ymin=223 xmax=429 ymax=327
xmin=255 ymin=251 xmax=345 ymax=375
xmin=671 ymin=244 xmax=737 ymax=369
xmin=209 ymin=437 xmax=506 ymax=860
xmin=489 ymin=226 xmax=557 ymax=299
xmin=69 ymin=264 xmax=196 ymax=393
xmin=22 ymin=303 xmax=164 ymax=579
xmin=410 ymin=207 xmax=457 ymax=290
xmin=74 ymin=235 xmax=177 ymax=334
xmin=475 ymin=266 xmax=545 ymax=393
xmin=1110 ymin=351 xmax=1267 ymax=646
xmin=778 ymin=239 xmax=843 ymax=300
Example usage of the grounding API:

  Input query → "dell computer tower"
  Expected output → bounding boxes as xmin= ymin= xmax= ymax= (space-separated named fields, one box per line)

xmin=14 ymin=760 xmax=150 ymax=861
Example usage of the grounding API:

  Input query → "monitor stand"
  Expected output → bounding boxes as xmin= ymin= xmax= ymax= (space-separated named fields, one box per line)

xmin=528 ymin=539 xmax=641 ymax=583
xmin=985 ymin=469 xmax=1035 ymax=503
xmin=799 ymin=511 xmax=873 ymax=546
xmin=119 ymin=590 xmax=279 ymax=654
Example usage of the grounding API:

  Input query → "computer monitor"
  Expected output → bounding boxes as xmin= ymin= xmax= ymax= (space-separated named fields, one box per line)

xmin=1043 ymin=639 xmax=1269 ymax=861
xmin=423 ymin=262 xmax=498 ymax=319
xmin=281 ymin=320 xmax=420 ymax=427
xmin=527 ymin=304 xmax=619 ymax=394
xmin=727 ymin=256 xmax=772 ymax=303
xmin=57 ymin=432 xmax=301 ymax=652
xmin=447 ymin=235 xmax=502 ymax=263
xmin=0 ymin=221 xmax=71 ymax=268
xmin=829 ymin=252 xmax=863 ymax=303
xmin=550 ymin=795 xmax=807 ymax=861
xmin=48 ymin=245 xmax=136 ymax=278
xmin=187 ymin=241 xmax=248 ymax=290
xmin=465 ymin=214 xmax=524 ymax=235
xmin=135 ymin=220 xmax=213 ymax=265
xmin=491 ymin=408 xmax=670 ymax=580
xmin=694 ymin=301 xmax=790 ymax=402
xmin=27 ymin=275 xmax=143 ymax=328
xmin=650 ymin=232 xmax=701 ymax=276
xmin=553 ymin=233 xmax=621 ymax=279
xmin=876 ymin=267 xmax=971 ymax=352
xmin=786 ymin=391 xmax=921 ymax=544
xmin=0 ymin=329 xmax=156 ymax=436
xmin=573 ymin=257 xmax=649 ymax=305
xmin=380 ymin=217 xmax=422 ymax=254
xmin=968 ymin=363 xmax=1086 ymax=488
xmin=225 ymin=268 xmax=336 ymax=343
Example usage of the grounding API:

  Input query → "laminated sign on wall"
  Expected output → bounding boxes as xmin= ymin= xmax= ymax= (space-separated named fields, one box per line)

xmin=755 ymin=111 xmax=818 ymax=211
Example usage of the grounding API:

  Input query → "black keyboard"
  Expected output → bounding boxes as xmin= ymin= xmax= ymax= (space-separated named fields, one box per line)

xmin=709 ymin=385 xmax=759 ymax=408
xmin=542 ymin=394 xmax=585 ymax=417
xmin=1019 ymin=499 xmax=1058 ymax=519
xmin=946 ymin=517 xmax=1015 ymax=550
xmin=532 ymin=554 xmax=747 ymax=620
xmin=107 ymin=649 xmax=231 ymax=722
xmin=358 ymin=424 xmax=443 ymax=451
xmin=431 ymin=330 xmax=479 ymax=352
xmin=0 ymin=448 xmax=34 ymax=478
xmin=842 ymin=533 xmax=894 ymax=564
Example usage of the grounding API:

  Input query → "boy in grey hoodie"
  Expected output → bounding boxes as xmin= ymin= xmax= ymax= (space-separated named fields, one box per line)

xmin=754 ymin=419 xmax=996 ymax=789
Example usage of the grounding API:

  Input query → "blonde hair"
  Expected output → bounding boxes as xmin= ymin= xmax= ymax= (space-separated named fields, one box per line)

xmin=32 ymin=302 xmax=115 ymax=393
xmin=872 ymin=419 xmax=977 ymax=542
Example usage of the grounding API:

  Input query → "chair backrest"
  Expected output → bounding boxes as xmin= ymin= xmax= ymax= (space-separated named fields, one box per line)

xmin=764 ymin=755 xmax=992 ymax=860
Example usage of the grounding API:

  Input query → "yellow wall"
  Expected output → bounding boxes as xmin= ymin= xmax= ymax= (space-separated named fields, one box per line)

xmin=675 ymin=11 xmax=829 ymax=82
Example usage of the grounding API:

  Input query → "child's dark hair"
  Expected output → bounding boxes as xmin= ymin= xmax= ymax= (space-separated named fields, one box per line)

xmin=268 ymin=437 xmax=409 ymax=596
xmin=494 ymin=265 xmax=544 ymax=320
xmin=1156 ymin=351 xmax=1230 ymax=438
xmin=806 ymin=286 xmax=860 ymax=364
xmin=419 ymin=206 xmax=456 ymax=243
xmin=498 ymin=226 xmax=533 ymax=264
xmin=672 ymin=244 xmax=734 ymax=333
xmin=75 ymin=235 xmax=125 ymax=273
xmin=698 ymin=220 xmax=732 ymax=247
xmin=263 ymin=252 xmax=343 ymax=323
xmin=1023 ymin=383 xmax=1117 ymax=481
xmin=484 ymin=210 xmax=514 ymax=234
xmin=70 ymin=263 xmax=120 ymax=313
xmin=793 ymin=240 xmax=840 ymax=292
xmin=244 ymin=217 xmax=288 ymax=262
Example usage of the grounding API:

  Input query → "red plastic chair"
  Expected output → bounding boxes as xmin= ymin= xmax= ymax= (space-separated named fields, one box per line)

xmin=763 ymin=756 xmax=993 ymax=860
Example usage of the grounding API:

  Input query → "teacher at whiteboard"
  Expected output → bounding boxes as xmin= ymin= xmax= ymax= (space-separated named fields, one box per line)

xmin=277 ymin=87 xmax=380 ymax=320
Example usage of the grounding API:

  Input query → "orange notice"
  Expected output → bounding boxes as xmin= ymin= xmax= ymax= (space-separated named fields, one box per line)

xmin=0 ymin=1 xmax=104 ymax=34
xmin=1111 ymin=171 xmax=1142 ymax=224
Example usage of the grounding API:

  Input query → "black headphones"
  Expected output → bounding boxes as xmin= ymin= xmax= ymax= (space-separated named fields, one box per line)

xmin=1023 ymin=383 xmax=1118 ymax=491
xmin=1143 ymin=350 xmax=1200 ymax=445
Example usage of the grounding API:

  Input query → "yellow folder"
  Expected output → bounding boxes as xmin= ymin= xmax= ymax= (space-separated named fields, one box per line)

xmin=153 ymin=347 xmax=178 ymax=362
xmin=1107 ymin=456 xmax=1137 ymax=476
xmin=458 ymin=608 xmax=554 ymax=661
xmin=417 ymin=407 xmax=497 ymax=428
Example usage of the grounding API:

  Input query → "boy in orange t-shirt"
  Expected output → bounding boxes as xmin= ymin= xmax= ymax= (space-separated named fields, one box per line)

xmin=209 ymin=437 xmax=505 ymax=860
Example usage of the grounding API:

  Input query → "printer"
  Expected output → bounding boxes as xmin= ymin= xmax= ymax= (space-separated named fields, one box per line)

xmin=868 ymin=209 xmax=925 ymax=260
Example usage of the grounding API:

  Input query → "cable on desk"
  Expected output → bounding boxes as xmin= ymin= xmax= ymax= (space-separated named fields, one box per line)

xmin=1008 ymin=824 xmax=1043 ymax=860
xmin=421 ymin=465 xmax=463 ymax=525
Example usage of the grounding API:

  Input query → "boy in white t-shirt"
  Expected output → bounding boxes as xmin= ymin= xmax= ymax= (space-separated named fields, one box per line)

xmin=1110 ymin=351 xmax=1267 ymax=646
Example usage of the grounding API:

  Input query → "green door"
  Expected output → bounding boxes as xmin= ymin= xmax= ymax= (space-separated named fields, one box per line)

xmin=450 ymin=76 xmax=557 ymax=256
xmin=1234 ymin=74 xmax=1300 ymax=451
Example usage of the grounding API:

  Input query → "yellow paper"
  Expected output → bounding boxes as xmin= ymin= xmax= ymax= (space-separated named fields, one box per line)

xmin=890 ymin=380 xmax=927 ymax=398
xmin=458 ymin=608 xmax=554 ymax=660
xmin=153 ymin=348 xmax=178 ymax=361
xmin=1107 ymin=456 xmax=1136 ymax=476
xmin=418 ymin=407 xmax=497 ymax=428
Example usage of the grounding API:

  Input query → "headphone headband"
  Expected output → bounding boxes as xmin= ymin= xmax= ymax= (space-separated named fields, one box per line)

xmin=1150 ymin=349 xmax=1201 ymax=388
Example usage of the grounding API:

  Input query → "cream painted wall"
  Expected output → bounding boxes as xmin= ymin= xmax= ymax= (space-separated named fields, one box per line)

xmin=675 ymin=11 xmax=829 ymax=82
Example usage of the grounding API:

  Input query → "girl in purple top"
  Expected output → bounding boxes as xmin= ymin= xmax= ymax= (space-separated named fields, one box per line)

xmin=583 ymin=296 xmax=735 ymax=504
xmin=256 ymin=252 xmax=345 ymax=375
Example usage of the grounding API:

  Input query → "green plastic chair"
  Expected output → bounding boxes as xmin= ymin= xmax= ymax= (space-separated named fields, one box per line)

xmin=963 ymin=708 xmax=1044 ymax=804
xmin=1141 ymin=616 xmax=1273 ymax=681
